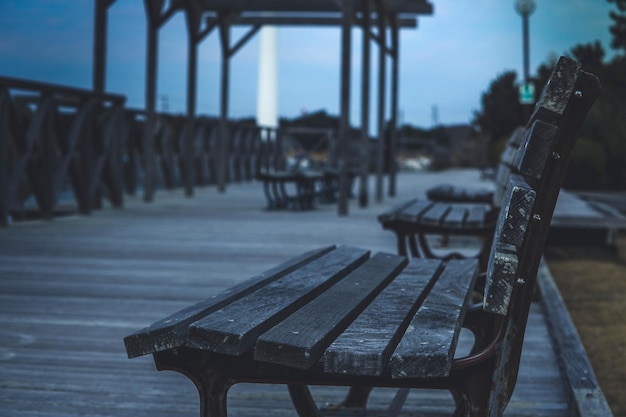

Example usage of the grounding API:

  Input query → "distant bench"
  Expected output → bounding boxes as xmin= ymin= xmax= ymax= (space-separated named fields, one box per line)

xmin=377 ymin=126 xmax=528 ymax=268
xmin=123 ymin=57 xmax=600 ymax=417
xmin=256 ymin=133 xmax=360 ymax=211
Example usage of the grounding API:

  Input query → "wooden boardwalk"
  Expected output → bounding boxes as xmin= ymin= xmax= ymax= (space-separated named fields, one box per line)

xmin=0 ymin=170 xmax=609 ymax=417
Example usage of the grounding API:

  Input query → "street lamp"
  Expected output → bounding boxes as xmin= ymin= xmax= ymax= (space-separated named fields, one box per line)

xmin=515 ymin=0 xmax=536 ymax=85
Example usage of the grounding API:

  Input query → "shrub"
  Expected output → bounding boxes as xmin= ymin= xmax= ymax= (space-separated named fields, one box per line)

xmin=563 ymin=138 xmax=608 ymax=190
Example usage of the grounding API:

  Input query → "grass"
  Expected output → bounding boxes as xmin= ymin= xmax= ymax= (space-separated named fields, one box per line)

xmin=544 ymin=233 xmax=626 ymax=417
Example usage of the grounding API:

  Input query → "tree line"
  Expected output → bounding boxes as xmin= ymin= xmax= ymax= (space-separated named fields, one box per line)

xmin=474 ymin=0 xmax=626 ymax=190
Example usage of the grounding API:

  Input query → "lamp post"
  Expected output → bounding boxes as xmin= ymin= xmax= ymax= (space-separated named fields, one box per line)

xmin=515 ymin=0 xmax=536 ymax=114
xmin=515 ymin=0 xmax=536 ymax=83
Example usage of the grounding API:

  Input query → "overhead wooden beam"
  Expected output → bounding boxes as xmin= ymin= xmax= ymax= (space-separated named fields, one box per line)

xmin=189 ymin=0 xmax=433 ymax=14
xmin=206 ymin=15 xmax=417 ymax=28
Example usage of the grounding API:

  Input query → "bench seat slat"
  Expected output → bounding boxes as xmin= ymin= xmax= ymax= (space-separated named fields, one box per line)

xmin=396 ymin=199 xmax=433 ymax=223
xmin=378 ymin=199 xmax=418 ymax=223
xmin=389 ymin=259 xmax=479 ymax=379
xmin=323 ymin=259 xmax=442 ymax=376
xmin=254 ymin=253 xmax=408 ymax=369
xmin=186 ymin=246 xmax=370 ymax=356
xmin=442 ymin=205 xmax=468 ymax=228
xmin=465 ymin=204 xmax=491 ymax=228
xmin=419 ymin=203 xmax=450 ymax=226
xmin=123 ymin=245 xmax=336 ymax=359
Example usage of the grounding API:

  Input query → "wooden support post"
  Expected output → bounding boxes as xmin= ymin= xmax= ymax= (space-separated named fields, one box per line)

xmin=358 ymin=0 xmax=371 ymax=208
xmin=375 ymin=0 xmax=387 ymax=203
xmin=217 ymin=14 xmax=231 ymax=193
xmin=93 ymin=0 xmax=107 ymax=93
xmin=142 ymin=0 xmax=165 ymax=202
xmin=0 ymin=89 xmax=9 ymax=226
xmin=388 ymin=16 xmax=399 ymax=198
xmin=338 ymin=0 xmax=353 ymax=216
xmin=183 ymin=7 xmax=202 ymax=197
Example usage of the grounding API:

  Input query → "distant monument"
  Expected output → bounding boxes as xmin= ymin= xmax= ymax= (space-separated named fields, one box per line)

xmin=256 ymin=26 xmax=278 ymax=130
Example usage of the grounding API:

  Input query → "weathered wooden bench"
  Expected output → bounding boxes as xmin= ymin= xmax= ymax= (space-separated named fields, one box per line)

xmin=256 ymin=133 xmax=360 ymax=210
xmin=425 ymin=126 xmax=525 ymax=205
xmin=123 ymin=56 xmax=599 ymax=417
xmin=377 ymin=57 xmax=597 ymax=269
xmin=257 ymin=168 xmax=325 ymax=210
xmin=376 ymin=128 xmax=525 ymax=267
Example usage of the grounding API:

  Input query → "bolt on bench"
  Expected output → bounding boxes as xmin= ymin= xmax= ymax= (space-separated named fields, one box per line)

xmin=123 ymin=57 xmax=600 ymax=417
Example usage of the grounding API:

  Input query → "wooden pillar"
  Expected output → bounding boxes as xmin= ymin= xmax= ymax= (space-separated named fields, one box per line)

xmin=388 ymin=16 xmax=399 ymax=198
xmin=93 ymin=0 xmax=114 ymax=93
xmin=358 ymin=0 xmax=371 ymax=208
xmin=0 ymin=89 xmax=9 ymax=226
xmin=337 ymin=0 xmax=353 ymax=216
xmin=183 ymin=8 xmax=202 ymax=197
xmin=217 ymin=14 xmax=231 ymax=193
xmin=142 ymin=0 xmax=164 ymax=202
xmin=375 ymin=1 xmax=387 ymax=203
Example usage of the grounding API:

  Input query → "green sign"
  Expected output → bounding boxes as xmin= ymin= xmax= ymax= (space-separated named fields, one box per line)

xmin=519 ymin=82 xmax=535 ymax=105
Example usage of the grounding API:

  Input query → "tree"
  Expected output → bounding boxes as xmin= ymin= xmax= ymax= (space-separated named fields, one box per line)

xmin=472 ymin=71 xmax=524 ymax=144
xmin=569 ymin=41 xmax=606 ymax=73
xmin=608 ymin=0 xmax=626 ymax=52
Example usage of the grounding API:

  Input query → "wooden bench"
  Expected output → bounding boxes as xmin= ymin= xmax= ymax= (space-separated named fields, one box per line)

xmin=377 ymin=58 xmax=597 ymax=269
xmin=257 ymin=132 xmax=360 ymax=211
xmin=425 ymin=126 xmax=525 ymax=205
xmin=376 ymin=126 xmax=531 ymax=267
xmin=123 ymin=56 xmax=600 ymax=417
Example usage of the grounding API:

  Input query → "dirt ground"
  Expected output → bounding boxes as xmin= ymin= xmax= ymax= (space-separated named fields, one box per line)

xmin=544 ymin=233 xmax=626 ymax=417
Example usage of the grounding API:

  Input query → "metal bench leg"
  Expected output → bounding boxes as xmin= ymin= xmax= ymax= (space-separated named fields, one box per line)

xmin=320 ymin=386 xmax=372 ymax=416
xmin=287 ymin=384 xmax=322 ymax=417
xmin=153 ymin=350 xmax=233 ymax=417
xmin=262 ymin=180 xmax=275 ymax=210
xmin=198 ymin=373 xmax=232 ymax=417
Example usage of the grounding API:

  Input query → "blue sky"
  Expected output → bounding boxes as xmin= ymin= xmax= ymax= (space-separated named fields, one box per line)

xmin=0 ymin=0 xmax=617 ymax=128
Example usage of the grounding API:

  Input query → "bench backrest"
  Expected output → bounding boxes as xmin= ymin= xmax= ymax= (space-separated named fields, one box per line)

xmin=479 ymin=56 xmax=600 ymax=414
xmin=491 ymin=127 xmax=525 ymax=207
xmin=484 ymin=56 xmax=600 ymax=316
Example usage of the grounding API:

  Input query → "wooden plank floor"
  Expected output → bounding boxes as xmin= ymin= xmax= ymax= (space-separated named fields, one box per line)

xmin=0 ymin=170 xmax=585 ymax=417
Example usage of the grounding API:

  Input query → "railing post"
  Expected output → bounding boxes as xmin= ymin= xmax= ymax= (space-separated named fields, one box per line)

xmin=337 ymin=0 xmax=354 ymax=216
xmin=375 ymin=0 xmax=387 ymax=203
xmin=388 ymin=15 xmax=399 ymax=198
xmin=359 ymin=0 xmax=371 ymax=208
xmin=0 ymin=88 xmax=9 ymax=226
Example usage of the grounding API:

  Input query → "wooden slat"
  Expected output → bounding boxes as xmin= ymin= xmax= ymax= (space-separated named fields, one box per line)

xmin=465 ymin=204 xmax=489 ymax=228
xmin=493 ymin=175 xmax=537 ymax=248
xmin=323 ymin=259 xmax=442 ymax=376
xmin=395 ymin=199 xmax=432 ymax=223
xmin=419 ymin=203 xmax=450 ymax=226
xmin=531 ymin=57 xmax=581 ymax=123
xmin=123 ymin=245 xmax=335 ymax=358
xmin=442 ymin=205 xmax=467 ymax=228
xmin=516 ymin=120 xmax=558 ymax=181
xmin=389 ymin=259 xmax=478 ymax=378
xmin=483 ymin=243 xmax=519 ymax=315
xmin=186 ymin=246 xmax=370 ymax=355
xmin=377 ymin=198 xmax=417 ymax=223
xmin=484 ymin=175 xmax=536 ymax=315
xmin=254 ymin=252 xmax=408 ymax=369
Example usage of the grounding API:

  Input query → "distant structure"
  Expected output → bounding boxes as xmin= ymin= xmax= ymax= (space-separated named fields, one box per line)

xmin=256 ymin=26 xmax=278 ymax=129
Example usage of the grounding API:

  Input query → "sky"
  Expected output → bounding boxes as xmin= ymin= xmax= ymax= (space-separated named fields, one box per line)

xmin=0 ymin=0 xmax=617 ymax=128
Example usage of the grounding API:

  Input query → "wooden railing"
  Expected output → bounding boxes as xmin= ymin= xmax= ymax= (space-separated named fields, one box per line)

xmin=0 ymin=77 xmax=291 ymax=226
xmin=0 ymin=77 xmax=127 ymax=226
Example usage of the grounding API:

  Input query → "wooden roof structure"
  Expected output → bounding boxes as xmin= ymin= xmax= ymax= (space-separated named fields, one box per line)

xmin=93 ymin=0 xmax=434 ymax=214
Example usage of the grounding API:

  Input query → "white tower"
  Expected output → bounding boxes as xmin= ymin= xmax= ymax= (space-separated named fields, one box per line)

xmin=256 ymin=26 xmax=278 ymax=129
